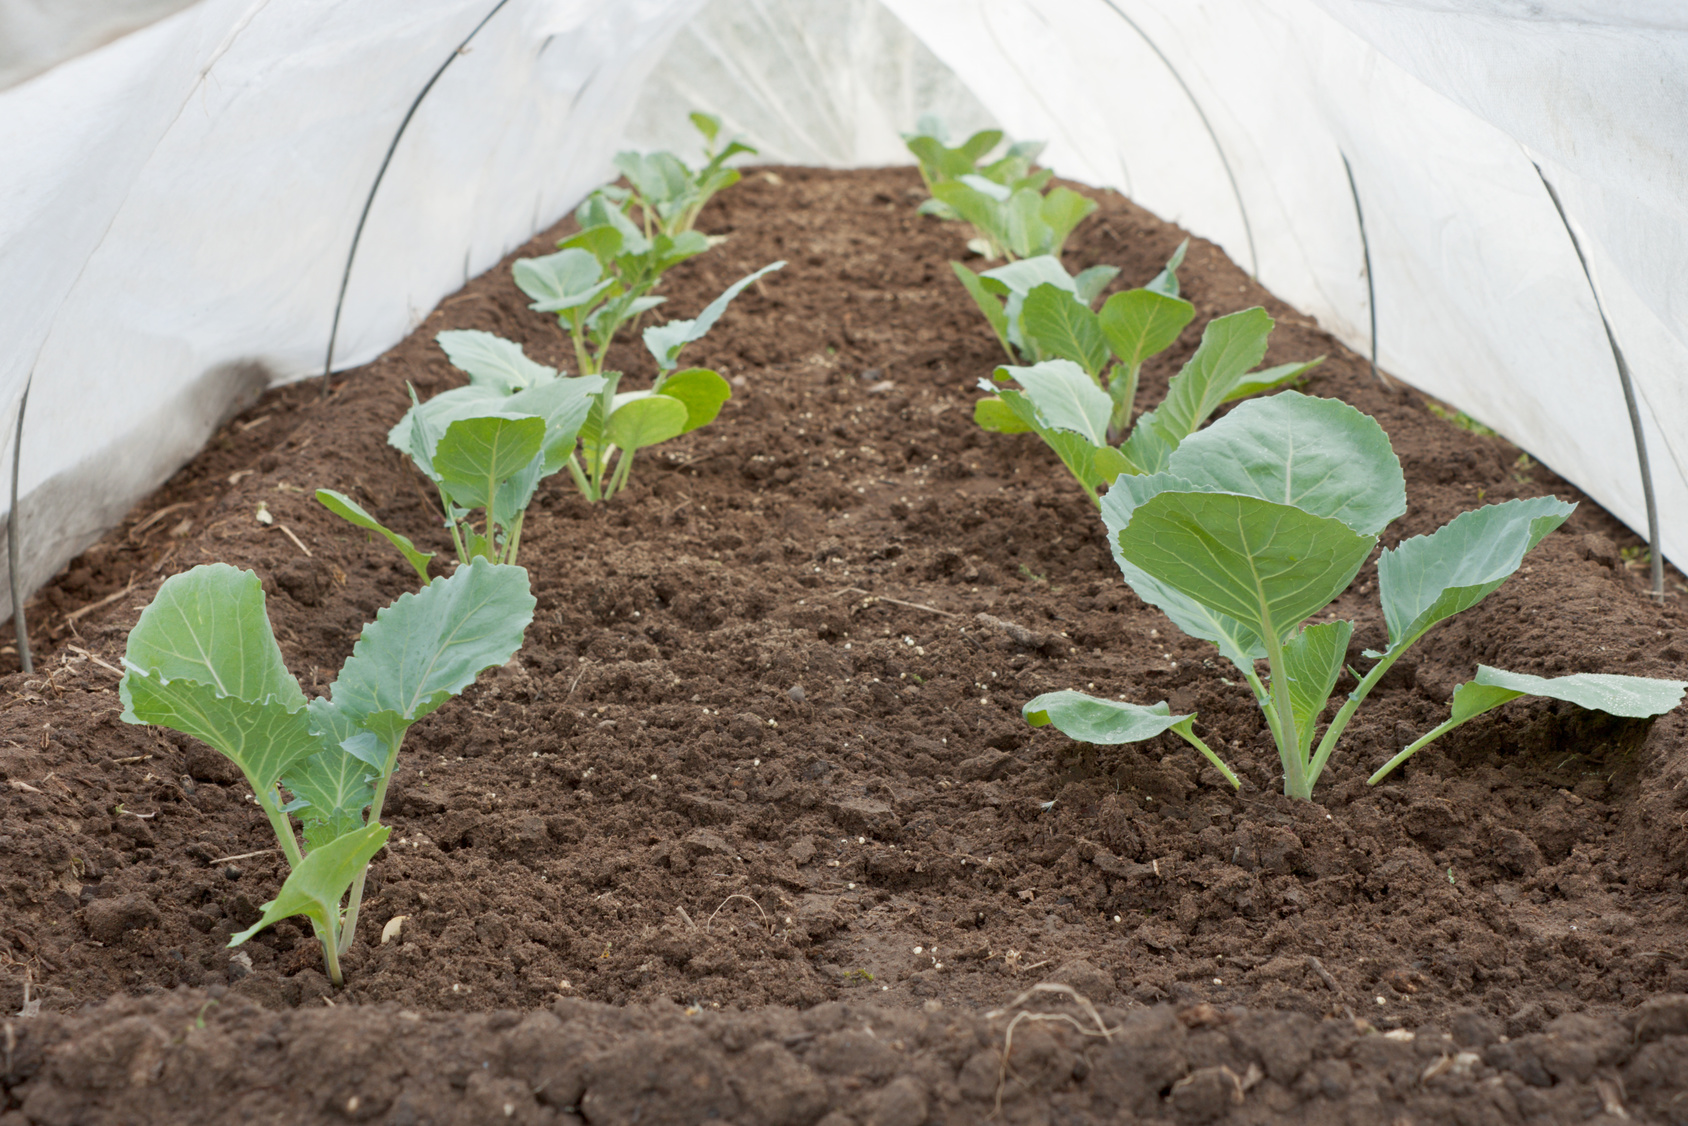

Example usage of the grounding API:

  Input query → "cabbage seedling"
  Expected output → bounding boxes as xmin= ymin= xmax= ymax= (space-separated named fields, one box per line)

xmin=318 ymin=330 xmax=605 ymax=573
xmin=967 ymin=245 xmax=1320 ymax=452
xmin=119 ymin=559 xmax=534 ymax=982
xmin=976 ymin=294 xmax=1320 ymax=506
xmin=551 ymin=260 xmax=782 ymax=501
xmin=902 ymin=114 xmax=1045 ymax=233
xmin=933 ymin=176 xmax=1097 ymax=262
xmin=1022 ymin=391 xmax=1685 ymax=799
xmin=614 ymin=112 xmax=756 ymax=239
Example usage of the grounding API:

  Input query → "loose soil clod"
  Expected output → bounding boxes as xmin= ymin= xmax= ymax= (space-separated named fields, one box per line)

xmin=3 ymin=167 xmax=1687 ymax=1123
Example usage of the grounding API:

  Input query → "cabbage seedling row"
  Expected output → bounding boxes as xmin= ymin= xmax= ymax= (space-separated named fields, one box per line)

xmin=1023 ymin=391 xmax=1686 ymax=799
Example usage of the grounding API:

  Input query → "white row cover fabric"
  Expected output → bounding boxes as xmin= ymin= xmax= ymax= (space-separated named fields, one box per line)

xmin=1 ymin=0 xmax=1684 ymax=621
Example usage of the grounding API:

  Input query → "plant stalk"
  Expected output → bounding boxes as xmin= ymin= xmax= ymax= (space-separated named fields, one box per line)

xmin=1367 ymin=716 xmax=1461 ymax=787
xmin=1261 ymin=630 xmax=1307 ymax=799
xmin=1173 ymin=722 xmax=1239 ymax=789
xmin=1306 ymin=639 xmax=1417 ymax=784
xmin=336 ymin=733 xmax=403 ymax=959
xmin=259 ymin=787 xmax=304 ymax=868
xmin=605 ymin=447 xmax=636 ymax=499
xmin=502 ymin=510 xmax=525 ymax=566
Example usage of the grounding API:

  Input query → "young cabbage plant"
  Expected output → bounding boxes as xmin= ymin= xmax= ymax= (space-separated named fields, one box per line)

xmin=976 ymin=299 xmax=1320 ymax=506
xmin=515 ymin=201 xmax=707 ymax=380
xmin=613 ymin=112 xmax=756 ymax=240
xmin=1020 ymin=391 xmax=1685 ymax=799
xmin=902 ymin=114 xmax=1045 ymax=233
xmin=560 ymin=260 xmax=783 ymax=502
xmin=119 ymin=560 xmax=533 ymax=984
xmin=932 ymin=175 xmax=1097 ymax=262
xmin=319 ymin=330 xmax=605 ymax=573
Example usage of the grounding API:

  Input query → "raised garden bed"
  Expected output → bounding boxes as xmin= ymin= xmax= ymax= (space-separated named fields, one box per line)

xmin=2 ymin=166 xmax=1686 ymax=1124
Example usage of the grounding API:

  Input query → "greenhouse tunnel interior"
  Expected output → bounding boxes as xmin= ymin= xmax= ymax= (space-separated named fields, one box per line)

xmin=2 ymin=0 xmax=1685 ymax=625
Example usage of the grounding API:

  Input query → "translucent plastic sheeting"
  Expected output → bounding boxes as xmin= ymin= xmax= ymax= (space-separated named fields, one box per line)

xmin=3 ymin=0 xmax=1687 ymax=627
xmin=885 ymin=0 xmax=1688 ymax=575
xmin=0 ymin=0 xmax=198 ymax=91
xmin=623 ymin=0 xmax=994 ymax=167
xmin=0 ymin=0 xmax=703 ymax=619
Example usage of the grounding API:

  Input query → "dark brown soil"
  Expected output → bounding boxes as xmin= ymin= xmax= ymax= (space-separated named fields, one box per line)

xmin=4 ymin=166 xmax=1687 ymax=1124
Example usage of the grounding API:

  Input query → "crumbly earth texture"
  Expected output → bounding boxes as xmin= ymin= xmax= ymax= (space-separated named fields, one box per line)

xmin=3 ymin=166 xmax=1687 ymax=1124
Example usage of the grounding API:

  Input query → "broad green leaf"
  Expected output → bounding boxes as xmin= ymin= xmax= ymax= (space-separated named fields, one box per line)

xmin=305 ymin=698 xmax=394 ymax=771
xmin=1147 ymin=239 xmax=1189 ymax=298
xmin=951 ymin=262 xmax=1012 ymax=357
xmin=615 ymin=150 xmax=693 ymax=210
xmin=1022 ymin=285 xmax=1108 ymax=377
xmin=1042 ymin=428 xmax=1106 ymax=491
xmin=573 ymin=192 xmax=649 ymax=258
xmin=647 ymin=230 xmax=711 ymax=275
xmin=1376 ymin=665 xmax=1687 ymax=787
xmin=1221 ymin=357 xmax=1324 ymax=403
xmin=1155 ymin=307 xmax=1273 ymax=442
xmin=957 ymin=128 xmax=1005 ymax=163
xmin=122 ymin=672 xmax=319 ymax=796
xmin=982 ymin=256 xmax=1076 ymax=349
xmin=1038 ymin=187 xmax=1097 ymax=254
xmin=513 ymin=249 xmax=612 ymax=314
xmin=1093 ymin=444 xmax=1140 ymax=484
xmin=958 ymin=173 xmax=1014 ymax=202
xmin=389 ymin=384 xmax=503 ymax=473
xmin=1168 ymin=391 xmax=1406 ymax=535
xmin=282 ymin=748 xmax=374 ymax=850
xmin=690 ymin=110 xmax=722 ymax=144
xmin=1279 ymin=620 xmax=1353 ymax=756
xmin=1376 ymin=496 xmax=1576 ymax=651
xmin=917 ymin=197 xmax=959 ymax=220
xmin=656 ymin=368 xmax=731 ymax=434
xmin=906 ymin=136 xmax=979 ymax=181
xmin=931 ymin=180 xmax=1004 ymax=243
xmin=1446 ymin=680 xmax=1528 ymax=725
xmin=1098 ymin=288 xmax=1195 ymax=367
xmin=230 ymin=823 xmax=391 ymax=946
xmin=324 ymin=558 xmax=534 ymax=726
xmin=1118 ymin=411 xmax=1179 ymax=475
xmin=431 ymin=415 xmax=546 ymax=515
xmin=502 ymin=375 xmax=606 ymax=474
xmin=642 ymin=261 xmax=785 ymax=370
xmin=606 ymin=393 xmax=688 ymax=452
xmin=557 ymin=224 xmax=626 ymax=265
xmin=1000 ymin=186 xmax=1046 ymax=259
xmin=1115 ymin=490 xmax=1376 ymax=644
xmin=1472 ymin=665 xmax=1686 ymax=719
xmin=980 ymin=255 xmax=1076 ymax=297
xmin=1024 ymin=692 xmax=1188 ymax=744
xmin=974 ymin=396 xmax=1034 ymax=434
xmin=998 ymin=360 xmax=1111 ymax=445
xmin=1073 ymin=266 xmax=1120 ymax=307
xmin=314 ymin=490 xmax=434 ymax=586
xmin=122 ymin=564 xmax=303 ymax=709
xmin=435 ymin=330 xmax=555 ymax=394
xmin=1101 ymin=475 xmax=1266 ymax=667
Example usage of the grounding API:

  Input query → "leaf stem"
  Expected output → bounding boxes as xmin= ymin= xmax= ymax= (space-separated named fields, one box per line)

xmin=320 ymin=920 xmax=344 ymax=987
xmin=1262 ymin=630 xmax=1307 ymax=799
xmin=1367 ymin=714 xmax=1466 ymax=786
xmin=1172 ymin=720 xmax=1239 ymax=789
xmin=258 ymin=788 xmax=304 ymax=869
xmin=336 ymin=734 xmax=402 ymax=959
xmin=1306 ymin=641 xmax=1415 ymax=785
xmin=606 ymin=447 xmax=636 ymax=500
xmin=502 ymin=510 xmax=525 ymax=566
xmin=569 ymin=311 xmax=593 ymax=376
